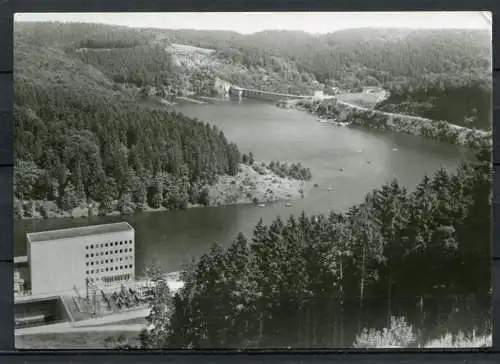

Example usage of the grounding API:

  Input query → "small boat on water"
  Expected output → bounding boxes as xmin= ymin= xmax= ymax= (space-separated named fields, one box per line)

xmin=284 ymin=203 xmax=294 ymax=207
xmin=327 ymin=187 xmax=333 ymax=191
xmin=256 ymin=204 xmax=266 ymax=207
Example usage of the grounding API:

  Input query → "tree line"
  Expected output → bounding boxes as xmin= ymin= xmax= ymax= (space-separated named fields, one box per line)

xmin=138 ymin=145 xmax=491 ymax=349
xmin=13 ymin=77 xmax=241 ymax=217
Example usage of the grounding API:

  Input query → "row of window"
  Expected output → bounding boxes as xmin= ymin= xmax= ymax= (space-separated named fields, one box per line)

xmin=85 ymin=248 xmax=133 ymax=258
xmin=86 ymin=274 xmax=132 ymax=283
xmin=102 ymin=274 xmax=132 ymax=284
xmin=86 ymin=256 xmax=132 ymax=266
xmin=86 ymin=264 xmax=133 ymax=275
xmin=86 ymin=240 xmax=133 ymax=250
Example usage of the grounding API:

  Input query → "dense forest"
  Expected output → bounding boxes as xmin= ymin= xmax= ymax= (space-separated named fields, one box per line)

xmin=14 ymin=36 xmax=242 ymax=217
xmin=138 ymin=143 xmax=491 ymax=349
xmin=15 ymin=22 xmax=492 ymax=129
xmin=153 ymin=27 xmax=492 ymax=128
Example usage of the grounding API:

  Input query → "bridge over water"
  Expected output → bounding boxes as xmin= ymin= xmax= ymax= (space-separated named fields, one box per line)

xmin=229 ymin=86 xmax=310 ymax=101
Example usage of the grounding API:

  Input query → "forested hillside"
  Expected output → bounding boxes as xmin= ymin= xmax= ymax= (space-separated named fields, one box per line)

xmin=238 ymin=28 xmax=492 ymax=129
xmin=14 ymin=26 xmax=241 ymax=217
xmin=147 ymin=26 xmax=492 ymax=128
xmin=13 ymin=22 xmax=492 ymax=218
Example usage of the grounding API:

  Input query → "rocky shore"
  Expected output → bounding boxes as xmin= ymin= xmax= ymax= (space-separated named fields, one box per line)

xmin=15 ymin=163 xmax=308 ymax=221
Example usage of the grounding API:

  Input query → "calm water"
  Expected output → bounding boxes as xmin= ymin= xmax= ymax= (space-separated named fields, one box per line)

xmin=14 ymin=99 xmax=472 ymax=276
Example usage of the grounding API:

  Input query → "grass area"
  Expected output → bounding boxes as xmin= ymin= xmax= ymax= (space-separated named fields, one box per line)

xmin=16 ymin=330 xmax=141 ymax=350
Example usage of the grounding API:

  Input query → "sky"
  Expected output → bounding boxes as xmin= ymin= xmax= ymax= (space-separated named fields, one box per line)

xmin=15 ymin=12 xmax=491 ymax=35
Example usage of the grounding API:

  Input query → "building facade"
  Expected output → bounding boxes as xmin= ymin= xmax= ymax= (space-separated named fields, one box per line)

xmin=27 ymin=222 xmax=135 ymax=296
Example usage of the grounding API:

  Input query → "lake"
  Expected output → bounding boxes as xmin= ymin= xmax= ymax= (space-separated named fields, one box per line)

xmin=14 ymin=99 xmax=472 ymax=276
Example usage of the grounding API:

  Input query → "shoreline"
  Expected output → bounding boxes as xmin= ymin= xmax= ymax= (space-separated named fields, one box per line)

xmin=15 ymin=163 xmax=309 ymax=222
xmin=277 ymin=98 xmax=491 ymax=148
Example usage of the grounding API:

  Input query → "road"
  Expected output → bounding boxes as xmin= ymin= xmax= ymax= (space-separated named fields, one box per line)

xmin=16 ymin=307 xmax=149 ymax=336
xmin=334 ymin=99 xmax=490 ymax=137
xmin=15 ymin=323 xmax=146 ymax=336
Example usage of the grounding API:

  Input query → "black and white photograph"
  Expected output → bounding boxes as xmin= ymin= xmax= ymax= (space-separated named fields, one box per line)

xmin=13 ymin=11 xmax=492 ymax=349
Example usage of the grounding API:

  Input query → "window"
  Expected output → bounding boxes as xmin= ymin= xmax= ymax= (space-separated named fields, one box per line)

xmin=85 ymin=254 xmax=89 ymax=258
xmin=105 ymin=243 xmax=108 ymax=247
xmin=86 ymin=271 xmax=89 ymax=275
xmin=120 ymin=266 xmax=123 ymax=270
xmin=120 ymin=249 xmax=123 ymax=253
xmin=120 ymin=258 xmax=123 ymax=261
xmin=105 ymin=251 xmax=108 ymax=255
xmin=91 ymin=262 xmax=94 ymax=266
xmin=106 ymin=268 xmax=109 ymax=272
xmin=110 ymin=267 xmax=114 ymax=271
xmin=86 ymin=262 xmax=89 ymax=267
xmin=90 ymin=253 xmax=94 ymax=257
xmin=90 ymin=245 xmax=94 ymax=249
xmin=91 ymin=270 xmax=94 ymax=274
xmin=129 ymin=264 xmax=133 ymax=268
xmin=120 ymin=241 xmax=123 ymax=245
xmin=111 ymin=259 xmax=114 ymax=263
xmin=115 ymin=242 xmax=118 ymax=246
xmin=100 ymin=252 xmax=104 ymax=256
xmin=85 ymin=246 xmax=88 ymax=250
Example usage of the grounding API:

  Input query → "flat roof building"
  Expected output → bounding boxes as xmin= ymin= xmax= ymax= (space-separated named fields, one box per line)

xmin=27 ymin=222 xmax=135 ymax=296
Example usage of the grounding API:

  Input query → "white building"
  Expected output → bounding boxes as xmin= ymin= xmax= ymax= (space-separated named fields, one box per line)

xmin=27 ymin=222 xmax=135 ymax=296
xmin=313 ymin=90 xmax=324 ymax=100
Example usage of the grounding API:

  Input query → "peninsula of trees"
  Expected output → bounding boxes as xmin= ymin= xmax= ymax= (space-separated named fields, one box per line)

xmin=13 ymin=23 xmax=313 ymax=219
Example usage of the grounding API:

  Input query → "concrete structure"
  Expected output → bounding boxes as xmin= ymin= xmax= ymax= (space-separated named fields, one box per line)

xmin=229 ymin=86 xmax=310 ymax=102
xmin=27 ymin=222 xmax=135 ymax=296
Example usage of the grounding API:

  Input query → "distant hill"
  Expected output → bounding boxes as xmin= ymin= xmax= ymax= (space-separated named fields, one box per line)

xmin=14 ymin=22 xmax=492 ymax=129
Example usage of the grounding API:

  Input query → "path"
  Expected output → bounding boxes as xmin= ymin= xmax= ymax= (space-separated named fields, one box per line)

xmin=16 ymin=307 xmax=149 ymax=336
xmin=16 ymin=323 xmax=146 ymax=336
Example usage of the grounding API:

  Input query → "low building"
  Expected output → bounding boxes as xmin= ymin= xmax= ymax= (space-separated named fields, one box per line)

xmin=313 ymin=90 xmax=324 ymax=100
xmin=27 ymin=222 xmax=135 ymax=296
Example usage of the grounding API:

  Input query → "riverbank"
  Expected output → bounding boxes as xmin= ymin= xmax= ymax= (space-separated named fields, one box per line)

xmin=277 ymin=98 xmax=491 ymax=149
xmin=15 ymin=163 xmax=308 ymax=221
